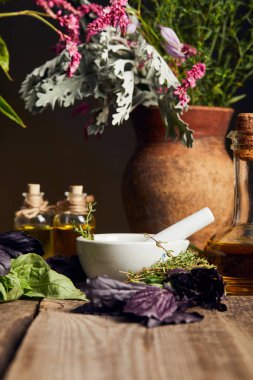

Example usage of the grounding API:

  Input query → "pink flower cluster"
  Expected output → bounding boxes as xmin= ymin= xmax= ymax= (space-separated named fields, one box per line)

xmin=35 ymin=0 xmax=102 ymax=77
xmin=174 ymin=63 xmax=206 ymax=107
xmin=181 ymin=43 xmax=197 ymax=58
xmin=86 ymin=0 xmax=129 ymax=41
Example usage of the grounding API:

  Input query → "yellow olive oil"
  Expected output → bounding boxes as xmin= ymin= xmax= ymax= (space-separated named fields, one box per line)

xmin=204 ymin=240 xmax=253 ymax=295
xmin=52 ymin=223 xmax=95 ymax=257
xmin=17 ymin=225 xmax=53 ymax=259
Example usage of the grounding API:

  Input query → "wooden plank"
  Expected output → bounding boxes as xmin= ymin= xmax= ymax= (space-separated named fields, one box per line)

xmin=5 ymin=297 xmax=253 ymax=380
xmin=0 ymin=300 xmax=39 ymax=379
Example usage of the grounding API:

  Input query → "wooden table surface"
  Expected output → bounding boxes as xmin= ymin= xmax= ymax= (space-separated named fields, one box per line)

xmin=0 ymin=296 xmax=252 ymax=380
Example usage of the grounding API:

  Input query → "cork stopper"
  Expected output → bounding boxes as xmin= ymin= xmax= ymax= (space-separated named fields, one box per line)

xmin=27 ymin=184 xmax=41 ymax=194
xmin=22 ymin=183 xmax=44 ymax=208
xmin=69 ymin=185 xmax=83 ymax=195
xmin=236 ymin=113 xmax=253 ymax=132
xmin=229 ymin=113 xmax=253 ymax=160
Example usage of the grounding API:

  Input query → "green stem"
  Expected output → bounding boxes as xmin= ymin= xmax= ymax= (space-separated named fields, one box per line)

xmin=0 ymin=10 xmax=61 ymax=36
xmin=137 ymin=0 xmax=141 ymax=14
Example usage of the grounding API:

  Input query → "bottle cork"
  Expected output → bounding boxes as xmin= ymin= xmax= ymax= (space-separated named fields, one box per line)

xmin=22 ymin=184 xmax=44 ymax=207
xmin=69 ymin=185 xmax=83 ymax=195
xmin=230 ymin=113 xmax=253 ymax=160
xmin=236 ymin=113 xmax=253 ymax=132
xmin=27 ymin=184 xmax=41 ymax=194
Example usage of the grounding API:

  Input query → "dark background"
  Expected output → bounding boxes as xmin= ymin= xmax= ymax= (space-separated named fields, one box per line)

xmin=0 ymin=0 xmax=252 ymax=233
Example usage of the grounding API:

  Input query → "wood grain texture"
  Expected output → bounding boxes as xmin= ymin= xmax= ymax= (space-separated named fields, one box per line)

xmin=0 ymin=300 xmax=39 ymax=379
xmin=4 ymin=297 xmax=253 ymax=380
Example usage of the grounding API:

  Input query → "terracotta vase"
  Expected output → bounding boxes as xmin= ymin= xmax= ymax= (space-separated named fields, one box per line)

xmin=122 ymin=106 xmax=234 ymax=248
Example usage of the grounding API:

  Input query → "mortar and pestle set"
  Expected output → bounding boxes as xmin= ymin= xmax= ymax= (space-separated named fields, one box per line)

xmin=77 ymin=208 xmax=214 ymax=280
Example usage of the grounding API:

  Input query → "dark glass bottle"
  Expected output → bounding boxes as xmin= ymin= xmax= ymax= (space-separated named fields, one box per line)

xmin=204 ymin=114 xmax=253 ymax=295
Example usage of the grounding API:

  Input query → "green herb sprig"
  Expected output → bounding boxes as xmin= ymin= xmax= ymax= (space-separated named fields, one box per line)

xmin=131 ymin=0 xmax=253 ymax=107
xmin=72 ymin=202 xmax=96 ymax=240
xmin=127 ymin=248 xmax=214 ymax=285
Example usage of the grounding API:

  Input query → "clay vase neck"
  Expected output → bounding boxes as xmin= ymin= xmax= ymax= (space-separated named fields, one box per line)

xmin=131 ymin=105 xmax=234 ymax=142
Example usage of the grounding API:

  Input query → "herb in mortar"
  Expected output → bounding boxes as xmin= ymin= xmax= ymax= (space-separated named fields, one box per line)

xmin=127 ymin=248 xmax=214 ymax=285
xmin=78 ymin=248 xmax=225 ymax=327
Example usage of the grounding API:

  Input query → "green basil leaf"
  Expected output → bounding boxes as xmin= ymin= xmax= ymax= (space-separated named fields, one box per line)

xmin=11 ymin=254 xmax=86 ymax=300
xmin=0 ymin=95 xmax=26 ymax=128
xmin=0 ymin=282 xmax=7 ymax=301
xmin=0 ymin=268 xmax=23 ymax=301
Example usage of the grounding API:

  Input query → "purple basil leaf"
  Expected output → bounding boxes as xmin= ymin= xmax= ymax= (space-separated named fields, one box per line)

xmin=46 ymin=255 xmax=85 ymax=284
xmin=84 ymin=276 xmax=150 ymax=308
xmin=167 ymin=268 xmax=226 ymax=310
xmin=0 ymin=231 xmax=44 ymax=257
xmin=0 ymin=247 xmax=11 ymax=276
xmin=0 ymin=231 xmax=44 ymax=276
xmin=123 ymin=287 xmax=177 ymax=321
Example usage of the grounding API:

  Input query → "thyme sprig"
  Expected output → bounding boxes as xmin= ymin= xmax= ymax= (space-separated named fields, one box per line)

xmin=127 ymin=248 xmax=215 ymax=285
xmin=72 ymin=202 xmax=96 ymax=240
xmin=144 ymin=233 xmax=174 ymax=258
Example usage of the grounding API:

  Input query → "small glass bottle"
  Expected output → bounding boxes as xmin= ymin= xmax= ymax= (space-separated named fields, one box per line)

xmin=53 ymin=185 xmax=95 ymax=256
xmin=14 ymin=184 xmax=54 ymax=258
xmin=204 ymin=113 xmax=253 ymax=295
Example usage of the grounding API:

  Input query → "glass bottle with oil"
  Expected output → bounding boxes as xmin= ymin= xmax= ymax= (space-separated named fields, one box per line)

xmin=204 ymin=113 xmax=253 ymax=294
xmin=53 ymin=185 xmax=95 ymax=256
xmin=14 ymin=184 xmax=54 ymax=258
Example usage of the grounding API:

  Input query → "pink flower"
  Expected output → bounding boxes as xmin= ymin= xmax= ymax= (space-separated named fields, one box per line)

xmin=86 ymin=0 xmax=129 ymax=41
xmin=35 ymin=0 xmax=83 ymax=77
xmin=174 ymin=63 xmax=206 ymax=107
xmin=79 ymin=3 xmax=103 ymax=16
xmin=181 ymin=43 xmax=197 ymax=58
xmin=65 ymin=41 xmax=81 ymax=77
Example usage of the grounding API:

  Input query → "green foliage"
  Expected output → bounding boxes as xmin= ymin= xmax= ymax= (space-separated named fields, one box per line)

xmin=0 ymin=253 xmax=86 ymax=301
xmin=0 ymin=95 xmax=26 ymax=127
xmin=135 ymin=0 xmax=253 ymax=106
xmin=0 ymin=34 xmax=26 ymax=127
xmin=0 ymin=35 xmax=11 ymax=79
xmin=127 ymin=248 xmax=215 ymax=285
xmin=21 ymin=28 xmax=193 ymax=146
xmin=72 ymin=202 xmax=96 ymax=240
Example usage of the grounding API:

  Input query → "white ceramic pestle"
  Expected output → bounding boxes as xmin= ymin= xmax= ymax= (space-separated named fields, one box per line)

xmin=153 ymin=207 xmax=215 ymax=242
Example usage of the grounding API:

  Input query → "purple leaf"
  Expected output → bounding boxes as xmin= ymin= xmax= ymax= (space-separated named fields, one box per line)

xmin=124 ymin=287 xmax=177 ymax=321
xmin=0 ymin=247 xmax=11 ymax=276
xmin=0 ymin=231 xmax=44 ymax=257
xmin=84 ymin=276 xmax=150 ymax=308
xmin=0 ymin=231 xmax=44 ymax=276
xmin=167 ymin=268 xmax=226 ymax=310
xmin=46 ymin=255 xmax=85 ymax=284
